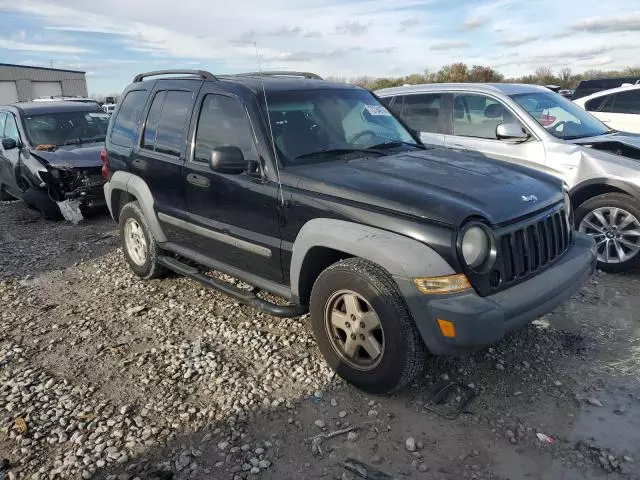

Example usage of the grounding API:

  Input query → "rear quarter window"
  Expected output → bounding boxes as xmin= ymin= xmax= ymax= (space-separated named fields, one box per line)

xmin=110 ymin=90 xmax=147 ymax=148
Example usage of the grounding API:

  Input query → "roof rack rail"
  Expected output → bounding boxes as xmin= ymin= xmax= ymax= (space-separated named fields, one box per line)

xmin=133 ymin=69 xmax=217 ymax=82
xmin=234 ymin=71 xmax=323 ymax=80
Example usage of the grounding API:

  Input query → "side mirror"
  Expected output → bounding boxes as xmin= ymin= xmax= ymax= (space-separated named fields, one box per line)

xmin=496 ymin=123 xmax=529 ymax=142
xmin=1 ymin=138 xmax=19 ymax=150
xmin=210 ymin=146 xmax=246 ymax=174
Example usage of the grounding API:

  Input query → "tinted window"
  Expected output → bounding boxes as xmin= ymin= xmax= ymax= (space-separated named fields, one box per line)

xmin=194 ymin=94 xmax=257 ymax=163
xmin=379 ymin=96 xmax=393 ymax=107
xmin=142 ymin=91 xmax=167 ymax=150
xmin=23 ymin=111 xmax=109 ymax=146
xmin=110 ymin=90 xmax=146 ymax=148
xmin=154 ymin=91 xmax=192 ymax=157
xmin=389 ymin=96 xmax=403 ymax=115
xmin=4 ymin=114 xmax=20 ymax=142
xmin=585 ymin=95 xmax=608 ymax=112
xmin=401 ymin=94 xmax=442 ymax=133
xmin=599 ymin=94 xmax=617 ymax=113
xmin=612 ymin=90 xmax=640 ymax=114
xmin=453 ymin=94 xmax=517 ymax=139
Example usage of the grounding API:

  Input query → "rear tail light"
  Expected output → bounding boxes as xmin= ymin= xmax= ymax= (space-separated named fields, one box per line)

xmin=100 ymin=148 xmax=110 ymax=181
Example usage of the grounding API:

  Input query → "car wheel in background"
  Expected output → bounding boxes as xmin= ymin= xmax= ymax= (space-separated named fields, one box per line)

xmin=309 ymin=258 xmax=426 ymax=394
xmin=576 ymin=193 xmax=640 ymax=272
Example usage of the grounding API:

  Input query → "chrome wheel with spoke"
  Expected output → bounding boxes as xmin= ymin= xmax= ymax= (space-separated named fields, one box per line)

xmin=325 ymin=290 xmax=385 ymax=371
xmin=124 ymin=218 xmax=148 ymax=266
xmin=310 ymin=258 xmax=425 ymax=394
xmin=579 ymin=207 xmax=640 ymax=264
xmin=575 ymin=193 xmax=640 ymax=272
xmin=118 ymin=201 xmax=165 ymax=279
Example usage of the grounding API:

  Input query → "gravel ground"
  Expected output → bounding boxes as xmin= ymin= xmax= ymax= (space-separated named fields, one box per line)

xmin=0 ymin=199 xmax=639 ymax=480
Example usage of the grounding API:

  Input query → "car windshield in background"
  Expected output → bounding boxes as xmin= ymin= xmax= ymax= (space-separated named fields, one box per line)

xmin=23 ymin=110 xmax=110 ymax=146
xmin=262 ymin=88 xmax=417 ymax=165
xmin=510 ymin=91 xmax=610 ymax=140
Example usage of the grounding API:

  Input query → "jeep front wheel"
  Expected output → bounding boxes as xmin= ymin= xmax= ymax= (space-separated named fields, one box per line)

xmin=119 ymin=201 xmax=164 ymax=279
xmin=310 ymin=258 xmax=425 ymax=394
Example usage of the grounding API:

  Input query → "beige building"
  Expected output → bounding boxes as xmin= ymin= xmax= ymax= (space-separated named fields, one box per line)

xmin=0 ymin=63 xmax=88 ymax=104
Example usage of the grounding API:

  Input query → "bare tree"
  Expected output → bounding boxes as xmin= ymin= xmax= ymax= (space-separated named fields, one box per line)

xmin=534 ymin=66 xmax=555 ymax=85
xmin=559 ymin=67 xmax=573 ymax=88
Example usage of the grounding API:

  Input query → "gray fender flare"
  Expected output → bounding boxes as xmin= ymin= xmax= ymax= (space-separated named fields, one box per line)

xmin=290 ymin=218 xmax=454 ymax=300
xmin=104 ymin=170 xmax=167 ymax=242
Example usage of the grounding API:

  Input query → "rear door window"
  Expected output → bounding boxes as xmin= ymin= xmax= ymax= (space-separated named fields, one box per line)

xmin=110 ymin=90 xmax=147 ymax=148
xmin=585 ymin=95 xmax=609 ymax=112
xmin=612 ymin=90 xmax=640 ymax=114
xmin=142 ymin=91 xmax=167 ymax=150
xmin=399 ymin=93 xmax=442 ymax=133
xmin=152 ymin=91 xmax=192 ymax=157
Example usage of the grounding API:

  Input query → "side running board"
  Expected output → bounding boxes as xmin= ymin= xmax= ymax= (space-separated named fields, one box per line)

xmin=157 ymin=256 xmax=307 ymax=318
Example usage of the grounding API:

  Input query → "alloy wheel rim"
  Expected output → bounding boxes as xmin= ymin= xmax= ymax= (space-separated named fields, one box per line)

xmin=324 ymin=290 xmax=385 ymax=371
xmin=124 ymin=218 xmax=148 ymax=266
xmin=578 ymin=206 xmax=640 ymax=264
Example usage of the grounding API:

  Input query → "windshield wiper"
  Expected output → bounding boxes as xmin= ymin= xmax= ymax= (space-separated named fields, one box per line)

xmin=368 ymin=140 xmax=426 ymax=150
xmin=61 ymin=138 xmax=81 ymax=146
xmin=294 ymin=147 xmax=387 ymax=162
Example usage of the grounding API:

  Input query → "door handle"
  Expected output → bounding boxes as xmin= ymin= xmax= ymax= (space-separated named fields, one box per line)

xmin=187 ymin=173 xmax=210 ymax=188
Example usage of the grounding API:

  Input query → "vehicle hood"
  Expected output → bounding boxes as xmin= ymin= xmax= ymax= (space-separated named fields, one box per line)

xmin=28 ymin=143 xmax=104 ymax=169
xmin=566 ymin=131 xmax=640 ymax=159
xmin=287 ymin=148 xmax=564 ymax=227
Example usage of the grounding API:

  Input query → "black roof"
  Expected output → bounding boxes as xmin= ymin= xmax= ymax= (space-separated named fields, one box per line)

xmin=3 ymin=101 xmax=103 ymax=115
xmin=217 ymin=75 xmax=358 ymax=93
xmin=0 ymin=62 xmax=85 ymax=74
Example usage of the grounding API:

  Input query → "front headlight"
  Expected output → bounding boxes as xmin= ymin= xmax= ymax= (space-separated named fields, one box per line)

xmin=461 ymin=225 xmax=491 ymax=269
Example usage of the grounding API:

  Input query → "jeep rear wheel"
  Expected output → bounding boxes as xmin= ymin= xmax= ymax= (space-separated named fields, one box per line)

xmin=310 ymin=258 xmax=425 ymax=394
xmin=576 ymin=193 xmax=640 ymax=273
xmin=119 ymin=201 xmax=164 ymax=279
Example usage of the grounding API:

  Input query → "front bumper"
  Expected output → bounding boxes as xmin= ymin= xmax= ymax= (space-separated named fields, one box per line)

xmin=396 ymin=232 xmax=596 ymax=355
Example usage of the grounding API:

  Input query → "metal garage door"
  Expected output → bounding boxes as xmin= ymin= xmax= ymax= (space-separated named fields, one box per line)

xmin=32 ymin=81 xmax=63 ymax=99
xmin=0 ymin=81 xmax=18 ymax=104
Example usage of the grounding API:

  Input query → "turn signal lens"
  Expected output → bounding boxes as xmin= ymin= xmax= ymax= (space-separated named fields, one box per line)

xmin=437 ymin=319 xmax=456 ymax=338
xmin=414 ymin=274 xmax=471 ymax=294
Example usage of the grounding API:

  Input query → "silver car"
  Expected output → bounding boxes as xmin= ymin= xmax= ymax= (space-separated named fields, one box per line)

xmin=376 ymin=83 xmax=640 ymax=272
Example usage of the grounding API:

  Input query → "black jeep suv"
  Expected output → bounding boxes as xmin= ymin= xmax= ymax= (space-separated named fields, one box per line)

xmin=103 ymin=69 xmax=596 ymax=394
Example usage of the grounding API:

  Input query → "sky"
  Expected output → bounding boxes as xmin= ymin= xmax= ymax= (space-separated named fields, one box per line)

xmin=0 ymin=0 xmax=639 ymax=95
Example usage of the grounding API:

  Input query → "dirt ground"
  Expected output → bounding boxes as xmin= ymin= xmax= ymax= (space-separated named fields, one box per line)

xmin=0 ymin=199 xmax=639 ymax=480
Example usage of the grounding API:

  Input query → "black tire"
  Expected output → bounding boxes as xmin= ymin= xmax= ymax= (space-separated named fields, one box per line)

xmin=575 ymin=192 xmax=640 ymax=273
xmin=309 ymin=258 xmax=426 ymax=394
xmin=118 ymin=201 xmax=165 ymax=279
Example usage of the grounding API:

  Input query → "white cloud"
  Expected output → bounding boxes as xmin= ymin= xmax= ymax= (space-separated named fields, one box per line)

xmin=430 ymin=41 xmax=469 ymax=50
xmin=497 ymin=35 xmax=539 ymax=46
xmin=462 ymin=16 xmax=487 ymax=30
xmin=0 ymin=36 xmax=90 ymax=53
xmin=578 ymin=55 xmax=614 ymax=67
xmin=570 ymin=13 xmax=640 ymax=33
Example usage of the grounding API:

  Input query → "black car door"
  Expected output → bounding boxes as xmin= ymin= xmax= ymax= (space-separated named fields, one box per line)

xmin=132 ymin=80 xmax=201 ymax=244
xmin=179 ymin=87 xmax=283 ymax=283
xmin=0 ymin=112 xmax=25 ymax=197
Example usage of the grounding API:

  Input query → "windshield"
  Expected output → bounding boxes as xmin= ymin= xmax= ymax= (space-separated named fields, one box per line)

xmin=23 ymin=110 xmax=110 ymax=146
xmin=510 ymin=91 xmax=610 ymax=140
xmin=261 ymin=88 xmax=417 ymax=165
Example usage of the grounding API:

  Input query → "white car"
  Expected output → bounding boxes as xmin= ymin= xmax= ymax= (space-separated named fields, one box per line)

xmin=574 ymin=84 xmax=640 ymax=133
xmin=102 ymin=103 xmax=116 ymax=114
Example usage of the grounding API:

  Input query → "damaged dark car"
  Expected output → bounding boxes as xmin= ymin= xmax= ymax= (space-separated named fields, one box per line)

xmin=0 ymin=101 xmax=109 ymax=221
